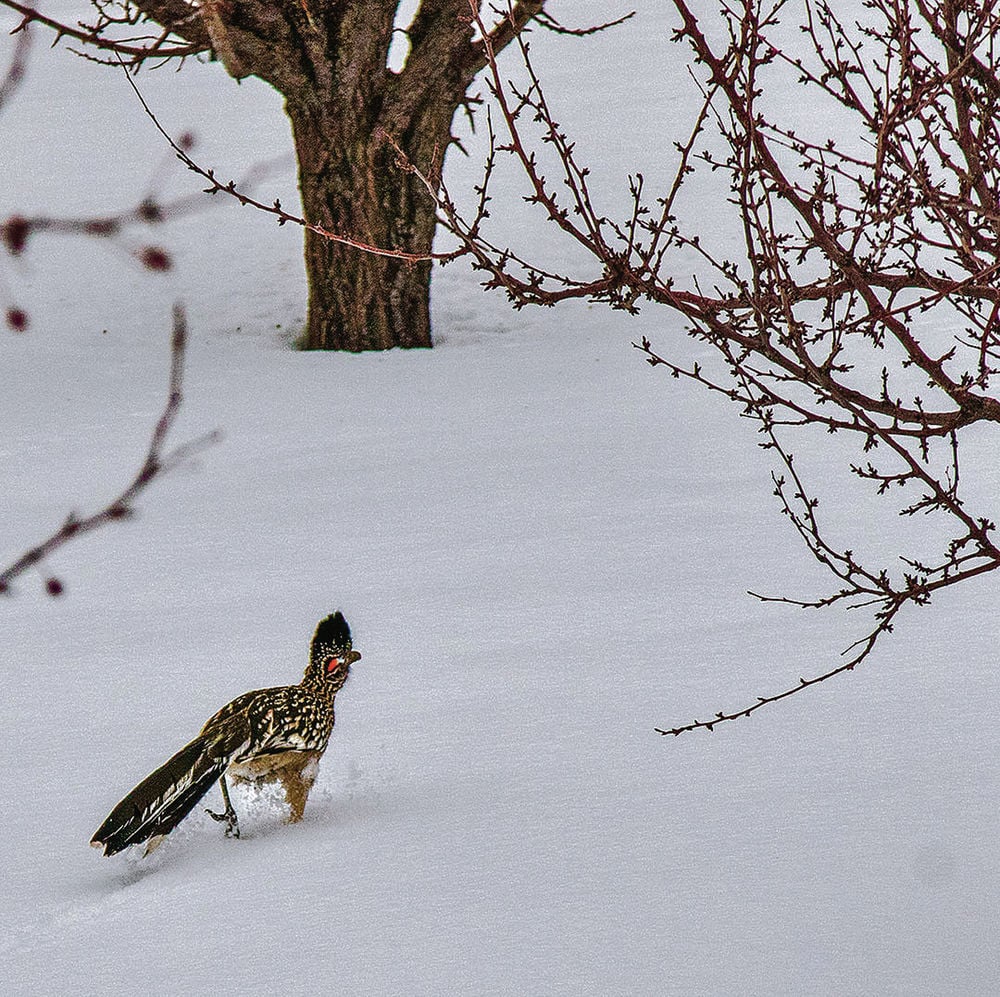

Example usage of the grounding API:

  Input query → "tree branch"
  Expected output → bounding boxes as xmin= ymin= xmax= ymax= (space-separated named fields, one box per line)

xmin=458 ymin=0 xmax=545 ymax=78
xmin=0 ymin=305 xmax=220 ymax=596
xmin=433 ymin=0 xmax=1000 ymax=732
xmin=0 ymin=11 xmax=30 ymax=113
xmin=120 ymin=61 xmax=452 ymax=264
xmin=2 ymin=1 xmax=206 ymax=61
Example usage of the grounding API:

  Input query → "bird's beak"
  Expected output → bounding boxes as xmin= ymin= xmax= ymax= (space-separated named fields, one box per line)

xmin=346 ymin=650 xmax=362 ymax=665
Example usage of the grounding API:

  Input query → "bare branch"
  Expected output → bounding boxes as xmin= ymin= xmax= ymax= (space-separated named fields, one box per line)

xmin=119 ymin=60 xmax=453 ymax=265
xmin=534 ymin=9 xmax=636 ymax=38
xmin=1 ymin=1 xmax=205 ymax=62
xmin=437 ymin=0 xmax=1000 ymax=731
xmin=655 ymin=602 xmax=902 ymax=736
xmin=0 ymin=11 xmax=30 ymax=113
xmin=0 ymin=305 xmax=220 ymax=596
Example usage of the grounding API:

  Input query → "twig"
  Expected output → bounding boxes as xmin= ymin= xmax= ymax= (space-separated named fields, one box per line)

xmin=118 ymin=57 xmax=449 ymax=265
xmin=534 ymin=10 xmax=636 ymax=37
xmin=0 ymin=12 xmax=30 ymax=113
xmin=445 ymin=0 xmax=1000 ymax=734
xmin=3 ymin=1 xmax=203 ymax=61
xmin=655 ymin=602 xmax=902 ymax=735
xmin=1 ymin=151 xmax=294 ymax=263
xmin=0 ymin=305 xmax=220 ymax=595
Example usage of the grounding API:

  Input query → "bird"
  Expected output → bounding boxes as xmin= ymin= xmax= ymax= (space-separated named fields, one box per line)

xmin=91 ymin=611 xmax=361 ymax=857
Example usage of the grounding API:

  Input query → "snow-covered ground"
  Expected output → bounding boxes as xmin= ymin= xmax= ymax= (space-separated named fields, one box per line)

xmin=3 ymin=4 xmax=999 ymax=995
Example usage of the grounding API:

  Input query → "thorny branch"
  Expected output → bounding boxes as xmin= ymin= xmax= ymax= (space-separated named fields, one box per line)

xmin=0 ymin=304 xmax=220 ymax=596
xmin=533 ymin=9 xmax=636 ymax=38
xmin=4 ymin=1 xmax=204 ymax=63
xmin=2 ymin=139 xmax=293 ymax=271
xmin=2 ymin=99 xmax=292 ymax=331
xmin=0 ymin=8 xmax=28 ymax=111
xmin=2 ymin=30 xmax=219 ymax=596
xmin=119 ymin=60 xmax=454 ymax=266
xmin=445 ymin=0 xmax=1000 ymax=732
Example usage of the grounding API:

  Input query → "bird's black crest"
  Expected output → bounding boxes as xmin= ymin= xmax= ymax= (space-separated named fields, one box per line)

xmin=312 ymin=611 xmax=352 ymax=658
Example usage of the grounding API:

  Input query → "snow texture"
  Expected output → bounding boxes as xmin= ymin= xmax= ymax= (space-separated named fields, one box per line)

xmin=2 ymin=3 xmax=999 ymax=995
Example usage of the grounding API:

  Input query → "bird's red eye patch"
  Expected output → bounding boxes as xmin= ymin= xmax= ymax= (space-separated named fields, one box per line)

xmin=325 ymin=657 xmax=342 ymax=672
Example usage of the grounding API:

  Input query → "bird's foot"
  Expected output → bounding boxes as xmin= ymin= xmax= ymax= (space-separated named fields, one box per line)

xmin=206 ymin=806 xmax=241 ymax=839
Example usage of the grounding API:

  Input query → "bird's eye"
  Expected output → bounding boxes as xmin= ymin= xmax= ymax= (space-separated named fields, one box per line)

xmin=326 ymin=657 xmax=341 ymax=672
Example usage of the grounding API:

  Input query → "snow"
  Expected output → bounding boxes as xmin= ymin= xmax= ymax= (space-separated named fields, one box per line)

xmin=3 ymin=4 xmax=1000 ymax=995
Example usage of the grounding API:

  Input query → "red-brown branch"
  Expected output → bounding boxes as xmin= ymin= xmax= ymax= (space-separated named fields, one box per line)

xmin=3 ymin=1 xmax=204 ymax=61
xmin=0 ymin=305 xmax=219 ymax=596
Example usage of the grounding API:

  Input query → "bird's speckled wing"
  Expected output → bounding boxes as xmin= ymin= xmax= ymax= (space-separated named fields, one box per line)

xmin=200 ymin=685 xmax=292 ymax=734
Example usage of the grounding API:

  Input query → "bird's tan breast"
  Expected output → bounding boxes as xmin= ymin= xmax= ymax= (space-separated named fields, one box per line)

xmin=227 ymin=749 xmax=321 ymax=783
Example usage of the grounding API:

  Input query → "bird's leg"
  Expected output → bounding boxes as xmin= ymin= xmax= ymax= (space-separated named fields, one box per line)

xmin=205 ymin=774 xmax=241 ymax=839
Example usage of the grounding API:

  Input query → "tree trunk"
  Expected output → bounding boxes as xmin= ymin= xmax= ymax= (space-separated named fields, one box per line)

xmin=122 ymin=1 xmax=547 ymax=351
xmin=288 ymin=103 xmax=438 ymax=352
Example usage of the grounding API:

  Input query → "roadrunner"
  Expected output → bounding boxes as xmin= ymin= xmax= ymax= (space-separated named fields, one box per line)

xmin=91 ymin=612 xmax=361 ymax=856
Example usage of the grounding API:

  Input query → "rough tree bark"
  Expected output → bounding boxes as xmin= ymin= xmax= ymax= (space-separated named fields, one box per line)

xmin=289 ymin=104 xmax=438 ymax=351
xmin=115 ymin=0 xmax=545 ymax=351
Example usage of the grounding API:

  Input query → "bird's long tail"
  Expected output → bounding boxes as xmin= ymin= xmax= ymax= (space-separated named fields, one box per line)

xmin=91 ymin=723 xmax=249 ymax=857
